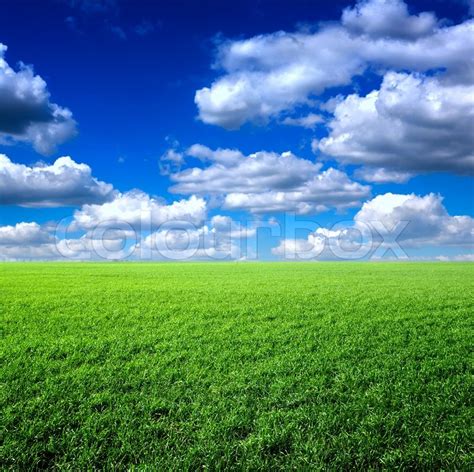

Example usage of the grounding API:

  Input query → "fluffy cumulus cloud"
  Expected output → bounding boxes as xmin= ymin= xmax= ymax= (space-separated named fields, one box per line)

xmin=0 ymin=243 xmax=58 ymax=261
xmin=0 ymin=149 xmax=210 ymax=259
xmin=169 ymin=144 xmax=370 ymax=214
xmin=171 ymin=146 xmax=318 ymax=194
xmin=223 ymin=168 xmax=370 ymax=214
xmin=0 ymin=44 xmax=77 ymax=154
xmin=0 ymin=221 xmax=62 ymax=261
xmin=0 ymin=222 xmax=132 ymax=261
xmin=341 ymin=0 xmax=437 ymax=39
xmin=354 ymin=193 xmax=474 ymax=246
xmin=273 ymin=192 xmax=474 ymax=260
xmin=55 ymin=235 xmax=132 ymax=260
xmin=72 ymin=191 xmax=207 ymax=230
xmin=354 ymin=167 xmax=412 ymax=184
xmin=0 ymin=214 xmax=252 ymax=261
xmin=0 ymin=192 xmax=207 ymax=260
xmin=195 ymin=0 xmax=473 ymax=128
xmin=318 ymin=73 xmax=474 ymax=175
xmin=3 ymin=193 xmax=471 ymax=261
xmin=272 ymin=227 xmax=361 ymax=260
xmin=139 ymin=215 xmax=255 ymax=260
xmin=0 ymin=222 xmax=53 ymax=245
xmin=0 ymin=155 xmax=115 ymax=207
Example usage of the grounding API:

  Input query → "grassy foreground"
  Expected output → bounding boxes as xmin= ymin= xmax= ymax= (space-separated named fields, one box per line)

xmin=1 ymin=262 xmax=473 ymax=470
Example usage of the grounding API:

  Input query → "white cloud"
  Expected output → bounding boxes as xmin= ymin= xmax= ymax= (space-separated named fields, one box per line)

xmin=281 ymin=113 xmax=324 ymax=129
xmin=430 ymin=254 xmax=474 ymax=261
xmin=354 ymin=167 xmax=412 ymax=184
xmin=195 ymin=1 xmax=473 ymax=128
xmin=55 ymin=235 xmax=131 ymax=260
xmin=272 ymin=227 xmax=359 ymax=260
xmin=168 ymin=145 xmax=370 ymax=214
xmin=194 ymin=26 xmax=366 ymax=128
xmin=272 ymin=192 xmax=474 ymax=260
xmin=0 ymin=214 xmax=255 ymax=261
xmin=186 ymin=144 xmax=243 ymax=165
xmin=73 ymin=190 xmax=207 ymax=230
xmin=171 ymin=146 xmax=319 ymax=194
xmin=0 ymin=222 xmax=53 ymax=245
xmin=0 ymin=243 xmax=59 ymax=261
xmin=354 ymin=193 xmax=474 ymax=246
xmin=272 ymin=232 xmax=326 ymax=259
xmin=0 ymin=222 xmax=135 ymax=261
xmin=0 ymin=232 xmax=132 ymax=261
xmin=0 ymin=155 xmax=115 ymax=207
xmin=0 ymin=44 xmax=77 ymax=154
xmin=341 ymin=0 xmax=437 ymax=39
xmin=137 ymin=215 xmax=255 ymax=260
xmin=0 ymin=155 xmax=212 ymax=258
xmin=319 ymin=72 xmax=474 ymax=175
xmin=3 ymin=193 xmax=471 ymax=261
xmin=223 ymin=168 xmax=370 ymax=214
xmin=452 ymin=253 xmax=474 ymax=261
xmin=0 ymin=221 xmax=71 ymax=260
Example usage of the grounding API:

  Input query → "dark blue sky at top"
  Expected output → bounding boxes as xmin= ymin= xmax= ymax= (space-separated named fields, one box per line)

xmin=1 ymin=0 xmax=473 ymax=228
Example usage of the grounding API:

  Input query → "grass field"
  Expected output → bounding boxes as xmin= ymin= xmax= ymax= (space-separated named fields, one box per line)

xmin=1 ymin=262 xmax=473 ymax=470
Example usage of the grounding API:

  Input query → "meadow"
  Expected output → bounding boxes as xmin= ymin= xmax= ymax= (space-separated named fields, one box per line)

xmin=1 ymin=262 xmax=473 ymax=470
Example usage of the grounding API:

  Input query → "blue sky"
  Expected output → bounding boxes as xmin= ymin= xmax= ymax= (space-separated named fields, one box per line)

xmin=0 ymin=0 xmax=473 ymax=261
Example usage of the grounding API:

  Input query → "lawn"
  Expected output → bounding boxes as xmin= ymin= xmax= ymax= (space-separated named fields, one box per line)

xmin=1 ymin=262 xmax=473 ymax=470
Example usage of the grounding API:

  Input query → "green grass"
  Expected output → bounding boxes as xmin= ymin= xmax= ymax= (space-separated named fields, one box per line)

xmin=1 ymin=262 xmax=473 ymax=470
